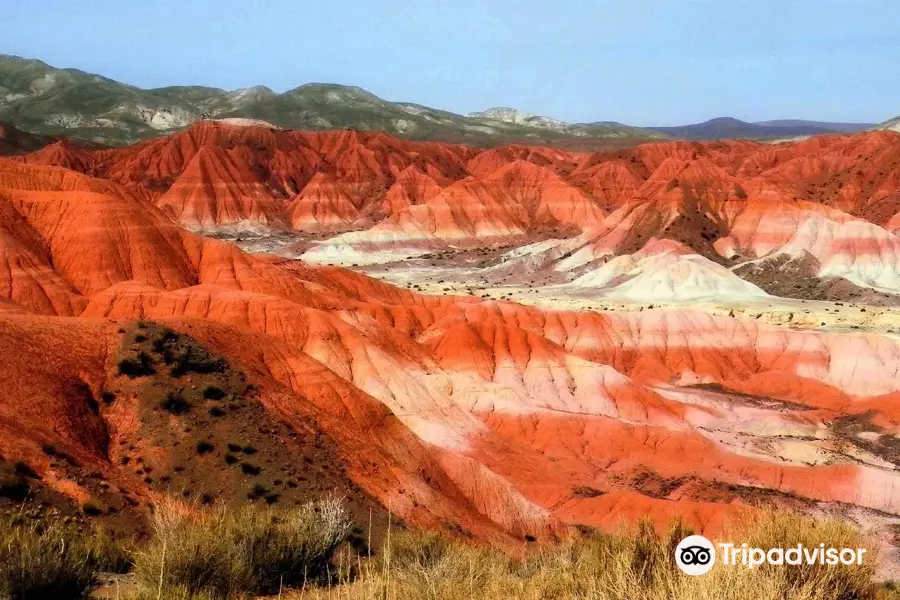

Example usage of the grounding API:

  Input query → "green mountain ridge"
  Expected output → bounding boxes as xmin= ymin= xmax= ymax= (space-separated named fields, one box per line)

xmin=3 ymin=54 xmax=890 ymax=148
xmin=0 ymin=55 xmax=661 ymax=147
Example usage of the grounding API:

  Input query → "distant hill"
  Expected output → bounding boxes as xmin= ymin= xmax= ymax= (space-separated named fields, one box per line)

xmin=0 ymin=54 xmax=885 ymax=147
xmin=0 ymin=55 xmax=660 ymax=147
xmin=649 ymin=117 xmax=874 ymax=140
xmin=465 ymin=106 xmax=650 ymax=139
xmin=877 ymin=116 xmax=900 ymax=133
xmin=0 ymin=120 xmax=105 ymax=155
xmin=465 ymin=110 xmax=877 ymax=142
xmin=753 ymin=119 xmax=874 ymax=133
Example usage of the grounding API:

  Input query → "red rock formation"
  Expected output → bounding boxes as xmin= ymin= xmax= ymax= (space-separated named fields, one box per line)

xmin=4 ymin=125 xmax=900 ymax=545
xmin=156 ymin=146 xmax=284 ymax=230
xmin=379 ymin=166 xmax=443 ymax=215
xmin=485 ymin=160 xmax=606 ymax=231
xmin=287 ymin=172 xmax=360 ymax=232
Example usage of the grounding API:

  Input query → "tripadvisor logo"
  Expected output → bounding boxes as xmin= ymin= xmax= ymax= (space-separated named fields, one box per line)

xmin=675 ymin=535 xmax=868 ymax=576
xmin=676 ymin=535 xmax=716 ymax=575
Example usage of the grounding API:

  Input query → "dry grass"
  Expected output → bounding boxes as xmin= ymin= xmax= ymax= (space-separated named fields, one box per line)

xmin=130 ymin=496 xmax=350 ymax=599
xmin=0 ymin=515 xmax=125 ymax=600
xmin=304 ymin=511 xmax=884 ymax=600
xmin=2 ymin=499 xmax=892 ymax=600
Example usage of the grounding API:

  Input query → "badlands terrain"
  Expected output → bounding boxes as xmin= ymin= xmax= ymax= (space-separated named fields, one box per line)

xmin=3 ymin=120 xmax=900 ymax=568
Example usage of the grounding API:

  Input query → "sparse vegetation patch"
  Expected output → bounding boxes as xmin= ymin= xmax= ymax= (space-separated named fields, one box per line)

xmin=161 ymin=391 xmax=191 ymax=415
xmin=0 ymin=516 xmax=121 ymax=600
xmin=117 ymin=352 xmax=156 ymax=378
xmin=132 ymin=497 xmax=350 ymax=598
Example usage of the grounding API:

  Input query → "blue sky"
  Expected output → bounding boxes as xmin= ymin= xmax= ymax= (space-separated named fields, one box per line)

xmin=2 ymin=0 xmax=898 ymax=125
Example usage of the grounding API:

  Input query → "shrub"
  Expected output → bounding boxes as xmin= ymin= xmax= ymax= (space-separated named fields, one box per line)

xmin=388 ymin=528 xmax=453 ymax=571
xmin=169 ymin=346 xmax=227 ymax=378
xmin=117 ymin=352 xmax=156 ymax=377
xmin=0 ymin=468 xmax=29 ymax=501
xmin=41 ymin=444 xmax=59 ymax=457
xmin=247 ymin=484 xmax=269 ymax=500
xmin=12 ymin=461 xmax=38 ymax=479
xmin=196 ymin=442 xmax=214 ymax=456
xmin=0 ymin=517 xmax=113 ymax=600
xmin=240 ymin=463 xmax=261 ymax=476
xmin=132 ymin=497 xmax=351 ymax=598
xmin=203 ymin=386 xmax=227 ymax=401
xmin=148 ymin=328 xmax=227 ymax=377
xmin=82 ymin=501 xmax=104 ymax=516
xmin=161 ymin=392 xmax=191 ymax=415
xmin=151 ymin=329 xmax=179 ymax=355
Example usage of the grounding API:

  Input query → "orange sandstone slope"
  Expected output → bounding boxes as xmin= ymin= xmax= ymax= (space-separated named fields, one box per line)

xmin=22 ymin=121 xmax=900 ymax=302
xmin=3 ymin=126 xmax=900 ymax=545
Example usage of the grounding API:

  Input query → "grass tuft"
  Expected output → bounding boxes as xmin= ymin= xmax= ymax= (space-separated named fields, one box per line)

xmin=132 ymin=496 xmax=351 ymax=598
xmin=0 ymin=516 xmax=126 ymax=600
